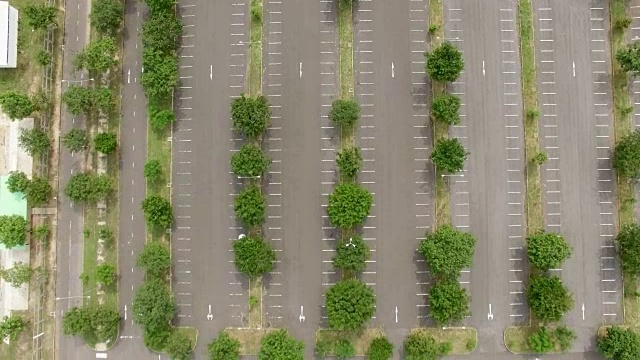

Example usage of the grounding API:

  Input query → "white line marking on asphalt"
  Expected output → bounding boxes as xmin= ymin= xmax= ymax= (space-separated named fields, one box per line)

xmin=482 ymin=60 xmax=485 ymax=76
xmin=210 ymin=65 xmax=213 ymax=80
xmin=300 ymin=62 xmax=302 ymax=78
xmin=391 ymin=62 xmax=395 ymax=78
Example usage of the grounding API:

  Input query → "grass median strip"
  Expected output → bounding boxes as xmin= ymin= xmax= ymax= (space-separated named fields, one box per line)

xmin=315 ymin=328 xmax=383 ymax=356
xmin=249 ymin=0 xmax=263 ymax=96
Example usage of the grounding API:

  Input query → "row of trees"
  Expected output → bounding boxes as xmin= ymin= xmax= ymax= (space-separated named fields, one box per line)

xmin=62 ymin=305 xmax=120 ymax=344
xmin=208 ymin=329 xmax=304 ymax=360
xmin=7 ymin=170 xmax=52 ymax=206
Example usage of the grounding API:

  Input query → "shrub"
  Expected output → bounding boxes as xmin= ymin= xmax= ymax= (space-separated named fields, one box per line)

xmin=325 ymin=279 xmax=376 ymax=331
xmin=6 ymin=171 xmax=30 ymax=194
xmin=234 ymin=185 xmax=266 ymax=228
xmin=94 ymin=132 xmax=117 ymax=154
xmin=233 ymin=235 xmax=275 ymax=278
xmin=336 ymin=147 xmax=362 ymax=179
xmin=327 ymin=183 xmax=373 ymax=228
xmin=431 ymin=94 xmax=461 ymax=125
xmin=230 ymin=143 xmax=270 ymax=177
xmin=144 ymin=160 xmax=163 ymax=183
xmin=329 ymin=99 xmax=360 ymax=127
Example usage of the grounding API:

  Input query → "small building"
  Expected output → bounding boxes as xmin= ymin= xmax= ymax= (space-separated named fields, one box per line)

xmin=0 ymin=1 xmax=18 ymax=69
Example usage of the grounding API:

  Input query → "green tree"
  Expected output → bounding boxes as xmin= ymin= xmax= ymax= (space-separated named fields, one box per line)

xmin=329 ymin=99 xmax=360 ymax=127
xmin=431 ymin=137 xmax=468 ymax=173
xmin=19 ymin=128 xmax=50 ymax=157
xmin=616 ymin=42 xmax=640 ymax=75
xmin=425 ymin=41 xmax=464 ymax=83
xmin=325 ymin=279 xmax=375 ymax=331
xmin=527 ymin=231 xmax=572 ymax=271
xmin=527 ymin=275 xmax=574 ymax=323
xmin=367 ymin=336 xmax=394 ymax=360
xmin=1 ymin=262 xmax=33 ymax=288
xmin=554 ymin=325 xmax=576 ymax=352
xmin=94 ymin=132 xmax=118 ymax=154
xmin=616 ymin=223 xmax=640 ymax=277
xmin=231 ymin=95 xmax=271 ymax=139
xmin=234 ymin=185 xmax=265 ymax=228
xmin=207 ymin=331 xmax=240 ymax=360
xmin=150 ymin=108 xmax=175 ymax=132
xmin=144 ymin=327 xmax=171 ymax=351
xmin=32 ymin=224 xmax=50 ymax=243
xmin=36 ymin=50 xmax=52 ymax=66
xmin=132 ymin=278 xmax=176 ymax=333
xmin=258 ymin=329 xmax=304 ymax=360
xmin=614 ymin=130 xmax=640 ymax=180
xmin=75 ymin=37 xmax=118 ymax=73
xmin=598 ymin=326 xmax=640 ymax=360
xmin=62 ymin=129 xmax=89 ymax=152
xmin=26 ymin=176 xmax=52 ymax=206
xmin=142 ymin=0 xmax=177 ymax=14
xmin=90 ymin=0 xmax=124 ymax=35
xmin=141 ymin=49 xmax=179 ymax=100
xmin=6 ymin=171 xmax=30 ymax=193
xmin=336 ymin=147 xmax=362 ymax=179
xmin=166 ymin=330 xmax=193 ymax=360
xmin=96 ymin=263 xmax=117 ymax=286
xmin=0 ymin=315 xmax=27 ymax=341
xmin=332 ymin=235 xmax=370 ymax=274
xmin=62 ymin=86 xmax=93 ymax=116
xmin=0 ymin=215 xmax=28 ymax=248
xmin=141 ymin=195 xmax=174 ymax=228
xmin=403 ymin=331 xmax=440 ymax=360
xmin=90 ymin=305 xmax=120 ymax=341
xmin=327 ymin=183 xmax=373 ymax=228
xmin=418 ymin=225 xmax=476 ymax=280
xmin=230 ymin=143 xmax=270 ymax=177
xmin=528 ymin=327 xmax=554 ymax=354
xmin=144 ymin=160 xmax=163 ymax=183
xmin=65 ymin=173 xmax=112 ymax=203
xmin=0 ymin=91 xmax=34 ymax=120
xmin=233 ymin=235 xmax=275 ymax=278
xmin=142 ymin=11 xmax=182 ymax=54
xmin=92 ymin=87 xmax=114 ymax=114
xmin=431 ymin=94 xmax=461 ymax=125
xmin=23 ymin=4 xmax=57 ymax=30
xmin=137 ymin=241 xmax=171 ymax=278
xmin=428 ymin=281 xmax=470 ymax=325
xmin=335 ymin=339 xmax=355 ymax=359
xmin=62 ymin=306 xmax=92 ymax=336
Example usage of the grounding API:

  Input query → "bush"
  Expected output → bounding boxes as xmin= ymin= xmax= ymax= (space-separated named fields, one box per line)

xmin=6 ymin=171 xmax=30 ymax=193
xmin=250 ymin=0 xmax=262 ymax=23
xmin=65 ymin=173 xmax=112 ymax=203
xmin=0 ymin=315 xmax=27 ymax=341
xmin=527 ymin=231 xmax=572 ymax=271
xmin=207 ymin=331 xmax=240 ymax=360
xmin=332 ymin=235 xmax=370 ymax=274
xmin=75 ymin=37 xmax=118 ymax=74
xmin=528 ymin=327 xmax=554 ymax=353
xmin=325 ymin=279 xmax=376 ymax=331
xmin=527 ymin=275 xmax=574 ymax=323
xmin=329 ymin=99 xmax=360 ymax=127
xmin=616 ymin=223 xmax=640 ymax=277
xmin=428 ymin=281 xmax=470 ymax=325
xmin=166 ymin=330 xmax=193 ymax=360
xmin=403 ymin=332 xmax=440 ymax=360
xmin=258 ymin=329 xmax=304 ymax=360
xmin=431 ymin=94 xmax=461 ymax=125
xmin=614 ymin=130 xmax=640 ymax=179
xmin=137 ymin=241 xmax=171 ymax=278
xmin=19 ymin=128 xmax=50 ymax=157
xmin=233 ymin=235 xmax=275 ymax=278
xmin=90 ymin=0 xmax=124 ymax=35
xmin=144 ymin=160 xmax=163 ymax=183
xmin=431 ymin=137 xmax=468 ymax=173
xmin=367 ymin=336 xmax=393 ymax=360
xmin=36 ymin=50 xmax=52 ymax=66
xmin=0 ymin=215 xmax=28 ymax=249
xmin=94 ymin=132 xmax=118 ymax=154
xmin=0 ymin=91 xmax=34 ymax=120
xmin=327 ymin=183 xmax=373 ymax=228
xmin=425 ymin=41 xmax=464 ymax=82
xmin=418 ymin=225 xmax=476 ymax=280
xmin=96 ymin=263 xmax=117 ymax=286
xmin=150 ymin=108 xmax=175 ymax=132
xmin=141 ymin=195 xmax=174 ymax=228
xmin=617 ymin=42 xmax=640 ymax=75
xmin=554 ymin=325 xmax=576 ymax=352
xmin=0 ymin=262 xmax=33 ymax=288
xmin=598 ymin=326 xmax=640 ymax=360
xmin=23 ymin=4 xmax=57 ymax=30
xmin=26 ymin=176 xmax=52 ymax=206
xmin=142 ymin=11 xmax=182 ymax=54
xmin=144 ymin=327 xmax=171 ymax=351
xmin=234 ymin=184 xmax=266 ymax=228
xmin=62 ymin=129 xmax=89 ymax=152
xmin=141 ymin=49 xmax=179 ymax=101
xmin=142 ymin=0 xmax=177 ymax=14
xmin=335 ymin=339 xmax=355 ymax=359
xmin=230 ymin=143 xmax=270 ymax=177
xmin=336 ymin=147 xmax=362 ymax=179
xmin=62 ymin=86 xmax=93 ymax=116
xmin=90 ymin=306 xmax=120 ymax=341
xmin=62 ymin=307 xmax=91 ymax=336
xmin=532 ymin=151 xmax=548 ymax=165
xmin=231 ymin=95 xmax=271 ymax=139
xmin=132 ymin=278 xmax=176 ymax=334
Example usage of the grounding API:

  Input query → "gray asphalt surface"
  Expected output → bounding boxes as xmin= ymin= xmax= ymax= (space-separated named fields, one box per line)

xmin=445 ymin=0 xmax=527 ymax=355
xmin=533 ymin=0 xmax=622 ymax=351
xmin=171 ymin=0 xmax=248 ymax=355
xmin=353 ymin=0 xmax=435 ymax=350
xmin=260 ymin=0 xmax=325 ymax=356
xmin=55 ymin=0 xmax=93 ymax=358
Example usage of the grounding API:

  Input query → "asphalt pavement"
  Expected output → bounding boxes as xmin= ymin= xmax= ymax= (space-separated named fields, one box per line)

xmin=444 ymin=0 xmax=527 ymax=355
xmin=54 ymin=0 xmax=94 ymax=358
xmin=533 ymin=0 xmax=622 ymax=351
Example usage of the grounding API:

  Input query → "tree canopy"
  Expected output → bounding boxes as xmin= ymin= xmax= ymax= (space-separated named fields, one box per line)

xmin=230 ymin=143 xmax=270 ymax=178
xmin=137 ymin=241 xmax=171 ymax=278
xmin=598 ymin=326 xmax=640 ymax=360
xmin=6 ymin=171 xmax=30 ymax=194
xmin=0 ymin=215 xmax=28 ymax=249
xmin=166 ymin=330 xmax=193 ymax=360
xmin=90 ymin=305 xmax=120 ymax=342
xmin=329 ymin=99 xmax=360 ymax=127
xmin=233 ymin=235 xmax=275 ymax=278
xmin=75 ymin=37 xmax=118 ymax=74
xmin=336 ymin=147 xmax=362 ymax=179
xmin=141 ymin=49 xmax=179 ymax=101
xmin=613 ymin=129 xmax=640 ymax=180
xmin=527 ymin=231 xmax=572 ymax=271
xmin=27 ymin=176 xmax=52 ymax=206
xmin=258 ymin=329 xmax=304 ymax=360
xmin=616 ymin=223 xmax=640 ymax=277
xmin=231 ymin=95 xmax=271 ymax=139
xmin=132 ymin=279 xmax=176 ymax=334
xmin=90 ymin=0 xmax=124 ymax=35
xmin=332 ymin=235 xmax=371 ymax=274
xmin=142 ymin=11 xmax=182 ymax=54
xmin=234 ymin=184 xmax=266 ymax=228
xmin=144 ymin=160 xmax=163 ymax=183
xmin=431 ymin=138 xmax=468 ymax=173
xmin=0 ymin=315 xmax=27 ymax=342
xmin=418 ymin=225 xmax=476 ymax=280
xmin=616 ymin=42 xmax=640 ymax=75
xmin=325 ymin=279 xmax=376 ymax=331
xmin=141 ymin=195 xmax=174 ymax=228
xmin=62 ymin=86 xmax=93 ymax=116
xmin=207 ymin=331 xmax=240 ymax=360
xmin=428 ymin=281 xmax=470 ymax=325
xmin=64 ymin=173 xmax=112 ymax=203
xmin=94 ymin=132 xmax=118 ymax=154
xmin=1 ymin=262 xmax=33 ymax=288
xmin=431 ymin=94 xmax=462 ymax=125
xmin=23 ymin=4 xmax=57 ymax=30
xmin=62 ymin=307 xmax=92 ymax=336
xmin=403 ymin=331 xmax=444 ymax=360
xmin=150 ymin=108 xmax=175 ymax=132
xmin=19 ymin=128 xmax=50 ymax=157
xmin=327 ymin=183 xmax=373 ymax=228
xmin=425 ymin=41 xmax=464 ymax=83
xmin=62 ymin=129 xmax=89 ymax=152
xmin=528 ymin=327 xmax=555 ymax=354
xmin=526 ymin=275 xmax=574 ymax=323
xmin=142 ymin=0 xmax=177 ymax=14
xmin=367 ymin=336 xmax=394 ymax=360
xmin=0 ymin=91 xmax=34 ymax=120
xmin=96 ymin=263 xmax=117 ymax=286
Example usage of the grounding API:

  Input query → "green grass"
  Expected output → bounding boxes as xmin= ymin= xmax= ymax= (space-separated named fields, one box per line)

xmin=146 ymin=105 xmax=172 ymax=242
xmin=338 ymin=0 xmax=354 ymax=99
xmin=409 ymin=327 xmax=477 ymax=354
xmin=249 ymin=0 xmax=263 ymax=96
xmin=248 ymin=277 xmax=263 ymax=328
xmin=505 ymin=325 xmax=575 ymax=354
xmin=315 ymin=328 xmax=384 ymax=356
xmin=226 ymin=328 xmax=276 ymax=355
xmin=435 ymin=176 xmax=450 ymax=228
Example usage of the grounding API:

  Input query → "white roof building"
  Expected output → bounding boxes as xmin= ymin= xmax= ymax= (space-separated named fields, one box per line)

xmin=0 ymin=1 xmax=18 ymax=69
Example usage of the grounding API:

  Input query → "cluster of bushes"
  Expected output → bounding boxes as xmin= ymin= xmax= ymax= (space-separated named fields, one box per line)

xmin=0 ymin=91 xmax=53 ymax=158
xmin=598 ymin=326 xmax=640 ymax=360
xmin=208 ymin=329 xmax=304 ymax=360
xmin=64 ymin=172 xmax=112 ymax=203
xmin=6 ymin=170 xmax=52 ymax=206
xmin=403 ymin=330 xmax=455 ymax=359
xmin=424 ymin=42 xmax=468 ymax=173
xmin=0 ymin=215 xmax=28 ymax=249
xmin=62 ymin=305 xmax=120 ymax=345
xmin=527 ymin=326 xmax=576 ymax=353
